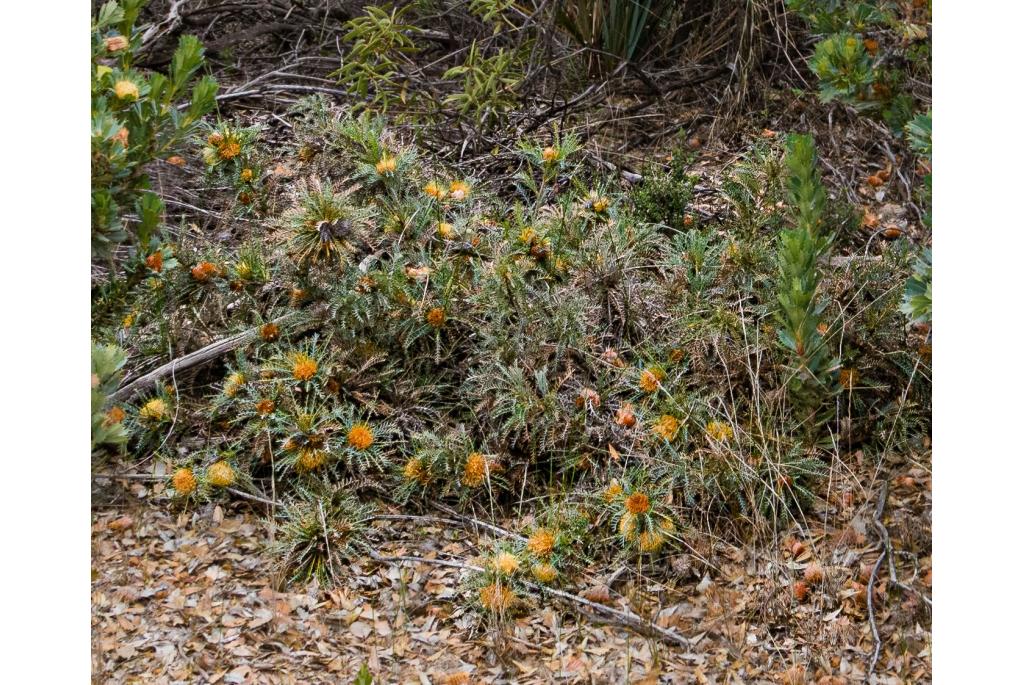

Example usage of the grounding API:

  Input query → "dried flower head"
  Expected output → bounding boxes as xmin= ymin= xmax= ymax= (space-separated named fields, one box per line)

xmin=403 ymin=457 xmax=429 ymax=484
xmin=638 ymin=530 xmax=665 ymax=553
xmin=652 ymin=414 xmax=680 ymax=442
xmin=171 ymin=468 xmax=197 ymax=495
xmin=614 ymin=402 xmax=637 ymax=428
xmin=426 ymin=307 xmax=446 ymax=328
xmin=804 ymin=562 xmax=825 ymax=585
xmin=191 ymin=261 xmax=218 ymax=282
xmin=532 ymin=563 xmax=558 ymax=584
xmin=290 ymin=353 xmax=318 ymax=381
xmin=112 ymin=127 xmax=129 ymax=146
xmin=260 ymin=323 xmax=280 ymax=342
xmin=104 ymin=35 xmax=129 ymax=52
xmin=576 ymin=388 xmax=600 ymax=409
xmin=166 ymin=155 xmax=186 ymax=167
xmin=207 ymin=132 xmax=224 ymax=146
xmin=625 ymin=492 xmax=651 ymax=515
xmin=207 ymin=461 xmax=235 ymax=487
xmin=113 ymin=80 xmax=139 ymax=101
xmin=527 ymin=528 xmax=556 ymax=557
xmin=479 ymin=582 xmax=515 ymax=612
xmin=706 ymin=421 xmax=734 ymax=442
xmin=145 ymin=252 xmax=163 ymax=272
xmin=639 ymin=367 xmax=665 ymax=393
xmin=255 ymin=399 xmax=275 ymax=415
xmin=104 ymin=406 xmax=126 ymax=426
xmin=347 ymin=423 xmax=374 ymax=450
xmin=139 ymin=398 xmax=168 ymax=422
xmin=601 ymin=347 xmax=626 ymax=368
xmin=493 ymin=551 xmax=521 ymax=576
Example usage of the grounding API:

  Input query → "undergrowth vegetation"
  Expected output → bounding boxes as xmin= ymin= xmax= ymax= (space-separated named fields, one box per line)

xmin=91 ymin=0 xmax=931 ymax=631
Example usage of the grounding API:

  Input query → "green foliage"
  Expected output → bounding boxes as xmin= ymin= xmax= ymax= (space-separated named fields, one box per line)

xmin=809 ymin=33 xmax=874 ymax=105
xmin=901 ymin=248 xmax=931 ymax=325
xmin=92 ymin=344 xmax=129 ymax=454
xmin=776 ymin=134 xmax=837 ymax=407
xmin=91 ymin=0 xmax=217 ymax=259
xmin=631 ymin=153 xmax=696 ymax=229
xmin=353 ymin=664 xmax=373 ymax=685
xmin=556 ymin=0 xmax=675 ymax=67
xmin=443 ymin=41 xmax=524 ymax=130
xmin=334 ymin=4 xmax=421 ymax=112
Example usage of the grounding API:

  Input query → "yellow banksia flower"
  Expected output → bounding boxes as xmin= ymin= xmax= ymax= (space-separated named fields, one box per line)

xmin=839 ymin=368 xmax=858 ymax=390
xmin=426 ymin=307 xmax=446 ymax=328
xmin=639 ymin=367 xmax=665 ymax=393
xmin=618 ymin=511 xmax=638 ymax=540
xmin=104 ymin=35 xmax=129 ymax=52
xmin=437 ymin=222 xmax=455 ymax=239
xmin=448 ymin=180 xmax=471 ymax=201
xmin=347 ymin=423 xmax=374 ymax=450
xmin=240 ymin=168 xmax=254 ymax=182
xmin=139 ymin=398 xmax=168 ymax=422
xmin=375 ymin=155 xmax=397 ymax=175
xmin=532 ymin=562 xmax=558 ymax=584
xmin=706 ymin=421 xmax=734 ymax=441
xmin=638 ymin=529 xmax=665 ymax=553
xmin=527 ymin=528 xmax=556 ymax=557
xmin=462 ymin=452 xmax=488 ymax=487
xmin=291 ymin=353 xmax=317 ymax=381
xmin=541 ymin=146 xmax=559 ymax=163
xmin=296 ymin=448 xmax=327 ymax=472
xmin=652 ymin=414 xmax=680 ymax=442
xmin=172 ymin=468 xmax=197 ymax=495
xmin=589 ymin=194 xmax=610 ymax=214
xmin=603 ymin=479 xmax=623 ymax=502
xmin=625 ymin=492 xmax=651 ymax=515
xmin=114 ymin=79 xmax=139 ymax=101
xmin=518 ymin=226 xmax=536 ymax=244
xmin=479 ymin=583 xmax=515 ymax=612
xmin=207 ymin=461 xmax=236 ymax=487
xmin=493 ymin=552 xmax=520 ymax=576
xmin=403 ymin=457 xmax=429 ymax=484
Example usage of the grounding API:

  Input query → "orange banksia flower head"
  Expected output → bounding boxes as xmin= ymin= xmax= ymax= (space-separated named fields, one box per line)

xmin=448 ymin=180 xmax=471 ymax=201
xmin=462 ymin=452 xmax=489 ymax=487
xmin=218 ymin=140 xmax=241 ymax=160
xmin=172 ymin=468 xmax=197 ymax=495
xmin=541 ymin=146 xmax=559 ymax=163
xmin=347 ymin=423 xmax=374 ymax=450
xmin=207 ymin=461 xmax=235 ymax=487
xmin=424 ymin=180 xmax=447 ymax=199
xmin=493 ymin=551 xmax=520 ymax=576
xmin=625 ymin=492 xmax=651 ymax=515
xmin=290 ymin=352 xmax=318 ymax=381
xmin=297 ymin=448 xmax=327 ymax=472
xmin=191 ymin=261 xmax=218 ymax=282
xmin=104 ymin=406 xmax=126 ymax=426
xmin=260 ymin=323 xmax=280 ymax=342
xmin=838 ymin=368 xmax=858 ymax=390
xmin=639 ymin=367 xmax=665 ymax=393
xmin=240 ymin=168 xmax=254 ymax=183
xmin=527 ymin=528 xmax=556 ymax=557
xmin=652 ymin=414 xmax=680 ymax=442
xmin=706 ymin=421 xmax=734 ymax=442
xmin=426 ymin=307 xmax=446 ymax=328
xmin=112 ymin=127 xmax=129 ymax=146
xmin=139 ymin=398 xmax=168 ymax=422
xmin=603 ymin=479 xmax=624 ymax=502
xmin=114 ymin=79 xmax=139 ymax=101
xmin=532 ymin=562 xmax=558 ymax=584
xmin=479 ymin=583 xmax=515 ymax=612
xmin=614 ymin=402 xmax=637 ymax=427
xmin=145 ymin=252 xmax=163 ymax=272
xmin=105 ymin=35 xmax=129 ymax=52
xmin=437 ymin=222 xmax=456 ymax=240
xmin=255 ymin=398 xmax=275 ymax=415
xmin=165 ymin=155 xmax=185 ymax=167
